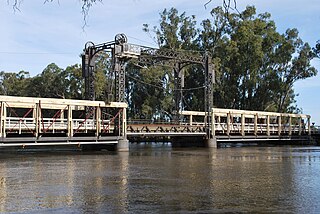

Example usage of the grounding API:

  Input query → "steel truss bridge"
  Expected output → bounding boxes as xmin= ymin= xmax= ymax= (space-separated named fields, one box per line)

xmin=82 ymin=33 xmax=214 ymax=127
xmin=0 ymin=34 xmax=318 ymax=150
xmin=0 ymin=95 xmax=317 ymax=150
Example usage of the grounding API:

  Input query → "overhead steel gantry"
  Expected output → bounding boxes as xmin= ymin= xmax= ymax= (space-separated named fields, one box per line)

xmin=82 ymin=33 xmax=215 ymax=138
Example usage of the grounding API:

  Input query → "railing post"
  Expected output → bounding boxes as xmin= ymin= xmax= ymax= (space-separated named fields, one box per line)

xmin=0 ymin=102 xmax=6 ymax=138
xmin=298 ymin=117 xmax=302 ymax=136
xmin=307 ymin=116 xmax=311 ymax=136
xmin=122 ymin=107 xmax=127 ymax=137
xmin=189 ymin=114 xmax=193 ymax=126
xmin=117 ymin=107 xmax=129 ymax=152
xmin=288 ymin=116 xmax=292 ymax=136
xmin=96 ymin=105 xmax=101 ymax=137
xmin=267 ymin=115 xmax=270 ymax=136
xmin=67 ymin=105 xmax=73 ymax=137
xmin=211 ymin=111 xmax=215 ymax=137
xmin=241 ymin=113 xmax=245 ymax=136
xmin=254 ymin=114 xmax=258 ymax=136
xmin=0 ymin=102 xmax=2 ymax=138
xmin=60 ymin=108 xmax=64 ymax=128
xmin=35 ymin=103 xmax=40 ymax=138
xmin=226 ymin=113 xmax=230 ymax=136
xmin=278 ymin=116 xmax=281 ymax=136
xmin=19 ymin=119 xmax=22 ymax=134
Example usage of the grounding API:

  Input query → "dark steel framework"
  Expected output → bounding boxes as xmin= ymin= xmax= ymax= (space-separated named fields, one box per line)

xmin=82 ymin=34 xmax=215 ymax=138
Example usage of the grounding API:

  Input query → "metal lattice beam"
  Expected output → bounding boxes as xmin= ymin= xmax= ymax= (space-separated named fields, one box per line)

xmin=82 ymin=34 xmax=215 ymax=137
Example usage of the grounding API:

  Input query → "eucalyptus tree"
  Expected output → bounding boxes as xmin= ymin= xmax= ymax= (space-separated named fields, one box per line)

xmin=144 ymin=6 xmax=317 ymax=114
xmin=26 ymin=63 xmax=66 ymax=98
xmin=314 ymin=41 xmax=320 ymax=58
xmin=197 ymin=6 xmax=317 ymax=112
xmin=63 ymin=64 xmax=84 ymax=99
xmin=0 ymin=71 xmax=31 ymax=96
xmin=142 ymin=8 xmax=205 ymax=118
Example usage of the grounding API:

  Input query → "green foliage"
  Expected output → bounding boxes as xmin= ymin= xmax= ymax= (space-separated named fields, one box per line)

xmin=143 ymin=8 xmax=198 ymax=50
xmin=1 ymin=5 xmax=317 ymax=120
xmin=313 ymin=40 xmax=320 ymax=58
xmin=196 ymin=6 xmax=316 ymax=113
xmin=140 ymin=5 xmax=317 ymax=117
xmin=0 ymin=71 xmax=30 ymax=96
xmin=126 ymin=63 xmax=171 ymax=120
xmin=0 ymin=63 xmax=84 ymax=99
xmin=63 ymin=64 xmax=84 ymax=99
xmin=93 ymin=52 xmax=110 ymax=101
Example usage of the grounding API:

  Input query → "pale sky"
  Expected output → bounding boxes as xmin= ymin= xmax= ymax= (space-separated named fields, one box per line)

xmin=1 ymin=0 xmax=319 ymax=124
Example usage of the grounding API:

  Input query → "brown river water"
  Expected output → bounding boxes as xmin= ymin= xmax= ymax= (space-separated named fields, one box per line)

xmin=0 ymin=144 xmax=320 ymax=213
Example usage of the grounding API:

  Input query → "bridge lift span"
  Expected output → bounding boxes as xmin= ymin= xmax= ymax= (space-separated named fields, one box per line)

xmin=82 ymin=33 xmax=215 ymax=140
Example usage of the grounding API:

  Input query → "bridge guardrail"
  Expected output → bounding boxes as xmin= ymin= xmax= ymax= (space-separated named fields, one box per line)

xmin=5 ymin=117 xmax=112 ymax=134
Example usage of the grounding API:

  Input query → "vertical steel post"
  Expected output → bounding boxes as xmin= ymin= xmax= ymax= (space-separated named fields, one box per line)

xmin=205 ymin=54 xmax=214 ymax=138
xmin=211 ymin=111 xmax=215 ymax=137
xmin=0 ymin=102 xmax=2 ymax=138
xmin=278 ymin=116 xmax=282 ymax=136
xmin=2 ymin=104 xmax=6 ymax=138
xmin=0 ymin=102 xmax=5 ymax=138
xmin=307 ymin=116 xmax=311 ymax=135
xmin=96 ymin=105 xmax=101 ymax=137
xmin=118 ymin=63 xmax=126 ymax=103
xmin=67 ymin=105 xmax=73 ymax=137
xmin=241 ymin=113 xmax=245 ymax=136
xmin=298 ymin=117 xmax=302 ymax=136
xmin=35 ymin=102 xmax=40 ymax=138
xmin=227 ymin=113 xmax=230 ymax=136
xmin=173 ymin=63 xmax=183 ymax=123
xmin=288 ymin=116 xmax=292 ymax=136
xmin=122 ymin=107 xmax=127 ymax=137
xmin=254 ymin=114 xmax=258 ymax=136
xmin=267 ymin=115 xmax=270 ymax=136
xmin=82 ymin=47 xmax=96 ymax=119
xmin=114 ymin=54 xmax=126 ymax=103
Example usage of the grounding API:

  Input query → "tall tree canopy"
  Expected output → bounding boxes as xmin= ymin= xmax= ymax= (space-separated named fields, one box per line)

xmin=140 ymin=6 xmax=317 ymax=117
xmin=1 ymin=5 xmax=318 ymax=120
xmin=0 ymin=63 xmax=84 ymax=99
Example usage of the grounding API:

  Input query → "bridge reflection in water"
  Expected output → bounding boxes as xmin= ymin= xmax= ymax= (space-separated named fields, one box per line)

xmin=0 ymin=95 xmax=316 ymax=150
xmin=0 ymin=146 xmax=320 ymax=213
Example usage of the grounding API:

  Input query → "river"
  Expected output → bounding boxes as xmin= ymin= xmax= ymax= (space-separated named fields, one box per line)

xmin=0 ymin=144 xmax=319 ymax=213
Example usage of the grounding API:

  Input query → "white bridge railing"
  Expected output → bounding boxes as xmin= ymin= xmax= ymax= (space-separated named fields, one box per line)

xmin=5 ymin=117 xmax=112 ymax=134
xmin=181 ymin=108 xmax=312 ymax=137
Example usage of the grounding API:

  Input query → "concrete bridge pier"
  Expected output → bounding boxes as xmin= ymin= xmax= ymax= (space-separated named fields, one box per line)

xmin=170 ymin=136 xmax=217 ymax=148
xmin=205 ymin=138 xmax=217 ymax=148
xmin=117 ymin=139 xmax=129 ymax=152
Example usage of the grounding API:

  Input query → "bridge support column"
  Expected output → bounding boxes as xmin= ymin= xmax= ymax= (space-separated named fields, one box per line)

xmin=205 ymin=137 xmax=217 ymax=148
xmin=117 ymin=139 xmax=129 ymax=152
xmin=0 ymin=102 xmax=6 ymax=138
xmin=116 ymin=106 xmax=129 ymax=152
xmin=307 ymin=116 xmax=311 ymax=136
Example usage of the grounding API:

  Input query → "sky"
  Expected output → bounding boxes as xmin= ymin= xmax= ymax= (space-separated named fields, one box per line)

xmin=0 ymin=0 xmax=320 ymax=124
